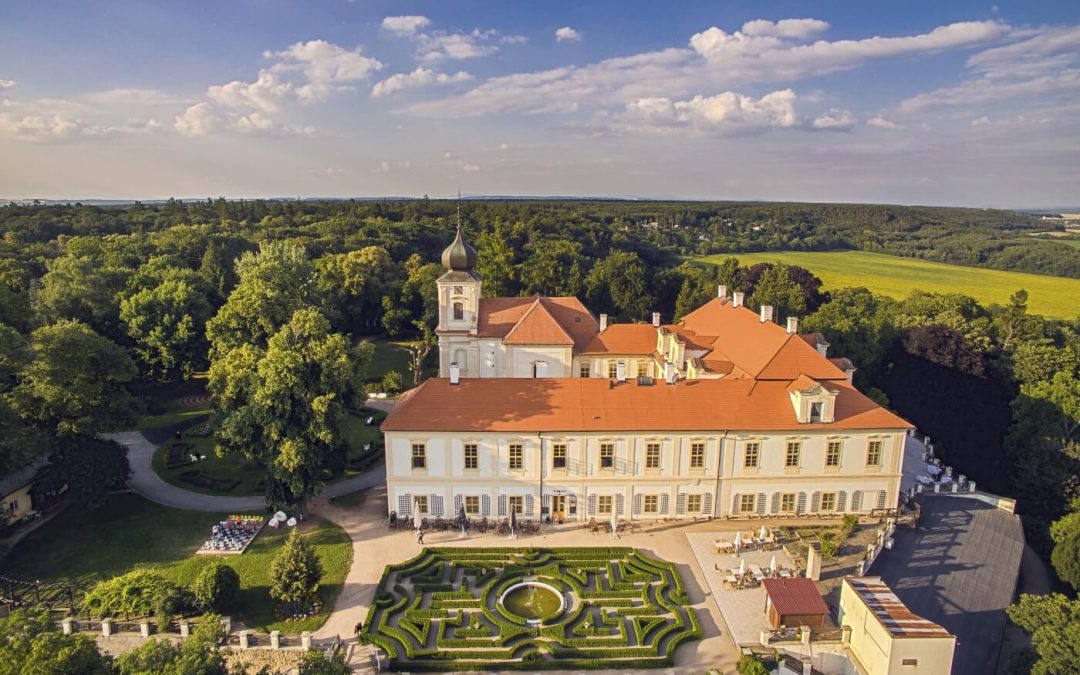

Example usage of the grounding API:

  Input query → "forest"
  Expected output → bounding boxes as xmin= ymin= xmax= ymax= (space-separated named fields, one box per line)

xmin=0 ymin=198 xmax=1077 ymax=609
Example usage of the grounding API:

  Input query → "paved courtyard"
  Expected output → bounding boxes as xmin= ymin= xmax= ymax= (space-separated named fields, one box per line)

xmin=685 ymin=531 xmax=797 ymax=646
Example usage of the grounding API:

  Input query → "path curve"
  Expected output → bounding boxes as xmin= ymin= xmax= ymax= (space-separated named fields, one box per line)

xmin=106 ymin=431 xmax=387 ymax=512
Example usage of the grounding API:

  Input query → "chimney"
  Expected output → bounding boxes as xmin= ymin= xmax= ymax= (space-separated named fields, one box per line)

xmin=449 ymin=363 xmax=460 ymax=385
xmin=718 ymin=284 xmax=727 ymax=299
xmin=732 ymin=291 xmax=745 ymax=307
xmin=652 ymin=311 xmax=661 ymax=327
xmin=760 ymin=305 xmax=774 ymax=323
xmin=599 ymin=313 xmax=608 ymax=332
xmin=615 ymin=362 xmax=627 ymax=382
xmin=664 ymin=362 xmax=677 ymax=385
xmin=786 ymin=316 xmax=799 ymax=334
xmin=815 ymin=335 xmax=829 ymax=357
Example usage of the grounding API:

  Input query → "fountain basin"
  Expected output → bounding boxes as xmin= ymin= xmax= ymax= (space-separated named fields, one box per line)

xmin=499 ymin=580 xmax=564 ymax=625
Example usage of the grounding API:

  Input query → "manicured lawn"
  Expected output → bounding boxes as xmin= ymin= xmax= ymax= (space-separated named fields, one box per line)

xmin=360 ymin=337 xmax=437 ymax=385
xmin=151 ymin=408 xmax=385 ymax=496
xmin=697 ymin=250 xmax=1080 ymax=319
xmin=136 ymin=377 xmax=211 ymax=430
xmin=4 ymin=493 xmax=351 ymax=633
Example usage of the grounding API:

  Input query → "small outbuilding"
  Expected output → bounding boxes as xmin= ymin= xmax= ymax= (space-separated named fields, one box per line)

xmin=762 ymin=577 xmax=830 ymax=631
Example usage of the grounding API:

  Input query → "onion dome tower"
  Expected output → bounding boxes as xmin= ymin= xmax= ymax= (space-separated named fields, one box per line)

xmin=441 ymin=224 xmax=477 ymax=273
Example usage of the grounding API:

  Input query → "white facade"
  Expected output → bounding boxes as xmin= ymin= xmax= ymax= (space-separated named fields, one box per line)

xmin=385 ymin=428 xmax=905 ymax=521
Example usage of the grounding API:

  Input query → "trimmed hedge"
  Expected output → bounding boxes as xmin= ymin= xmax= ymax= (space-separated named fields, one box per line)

xmin=361 ymin=547 xmax=700 ymax=671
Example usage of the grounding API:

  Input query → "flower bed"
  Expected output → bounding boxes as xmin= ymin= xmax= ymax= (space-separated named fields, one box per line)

xmin=362 ymin=547 xmax=701 ymax=671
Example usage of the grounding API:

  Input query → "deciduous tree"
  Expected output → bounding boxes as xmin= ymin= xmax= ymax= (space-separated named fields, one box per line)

xmin=270 ymin=528 xmax=323 ymax=609
xmin=1007 ymin=593 xmax=1080 ymax=675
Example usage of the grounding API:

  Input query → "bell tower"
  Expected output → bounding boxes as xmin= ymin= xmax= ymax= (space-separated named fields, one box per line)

xmin=436 ymin=222 xmax=482 ymax=376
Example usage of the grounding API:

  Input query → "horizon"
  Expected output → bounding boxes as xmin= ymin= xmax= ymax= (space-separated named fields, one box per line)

xmin=1 ymin=1 xmax=1078 ymax=206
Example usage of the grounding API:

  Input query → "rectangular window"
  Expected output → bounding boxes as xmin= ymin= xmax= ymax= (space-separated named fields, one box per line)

xmin=637 ymin=360 xmax=651 ymax=377
xmin=415 ymin=496 xmax=429 ymax=514
xmin=608 ymin=361 xmax=619 ymax=378
xmin=464 ymin=444 xmax=478 ymax=470
xmin=645 ymin=443 xmax=661 ymax=469
xmin=464 ymin=495 xmax=480 ymax=514
xmin=820 ymin=492 xmax=837 ymax=511
xmin=687 ymin=494 xmax=703 ymax=513
xmin=901 ymin=659 xmax=918 ymax=667
xmin=780 ymin=493 xmax=796 ymax=512
xmin=785 ymin=441 xmax=801 ymax=468
xmin=600 ymin=443 xmax=614 ymax=469
xmin=508 ymin=444 xmax=524 ymax=470
xmin=411 ymin=443 xmax=426 ymax=469
xmin=826 ymin=441 xmax=842 ymax=467
xmin=689 ymin=442 xmax=706 ymax=469
xmin=739 ymin=494 xmax=756 ymax=514
xmin=552 ymin=444 xmax=567 ymax=470
xmin=643 ymin=495 xmax=659 ymax=513
xmin=810 ymin=401 xmax=824 ymax=422
xmin=580 ymin=364 xmax=590 ymax=378
xmin=867 ymin=440 xmax=883 ymax=466
xmin=744 ymin=442 xmax=760 ymax=468
xmin=597 ymin=495 xmax=613 ymax=514
xmin=509 ymin=496 xmax=524 ymax=514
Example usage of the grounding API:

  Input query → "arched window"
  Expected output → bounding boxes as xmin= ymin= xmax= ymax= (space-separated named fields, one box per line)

xmin=453 ymin=301 xmax=464 ymax=320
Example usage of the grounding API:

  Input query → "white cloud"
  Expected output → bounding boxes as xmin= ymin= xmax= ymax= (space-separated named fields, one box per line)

xmin=618 ymin=89 xmax=799 ymax=135
xmin=266 ymin=40 xmax=383 ymax=101
xmin=0 ymin=112 xmax=161 ymax=142
xmin=381 ymin=15 xmax=431 ymax=35
xmin=208 ymin=71 xmax=294 ymax=112
xmin=812 ymin=109 xmax=856 ymax=130
xmin=174 ymin=103 xmax=220 ymax=137
xmin=971 ymin=115 xmax=991 ymax=126
xmin=556 ymin=27 xmax=582 ymax=43
xmin=371 ymin=68 xmax=472 ymax=98
xmin=406 ymin=19 xmax=1008 ymax=118
xmin=0 ymin=80 xmax=16 ymax=89
xmin=867 ymin=115 xmax=898 ymax=129
xmin=84 ymin=88 xmax=185 ymax=105
xmin=740 ymin=18 xmax=829 ymax=39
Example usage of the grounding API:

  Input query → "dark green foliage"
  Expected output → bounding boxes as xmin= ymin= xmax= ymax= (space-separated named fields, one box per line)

xmin=192 ymin=560 xmax=240 ymax=612
xmin=270 ymin=528 xmax=324 ymax=608
xmin=81 ymin=569 xmax=183 ymax=621
xmin=0 ymin=608 xmax=112 ymax=675
xmin=737 ymin=654 xmax=771 ymax=675
xmin=1007 ymin=594 xmax=1080 ymax=675
xmin=298 ymin=648 xmax=350 ymax=675
xmin=32 ymin=437 xmax=130 ymax=509
xmin=114 ymin=614 xmax=228 ymax=675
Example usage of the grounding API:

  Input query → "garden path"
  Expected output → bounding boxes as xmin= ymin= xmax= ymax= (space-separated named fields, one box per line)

xmin=106 ymin=431 xmax=387 ymax=512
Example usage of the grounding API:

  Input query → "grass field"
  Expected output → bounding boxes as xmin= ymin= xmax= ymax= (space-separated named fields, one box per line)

xmin=698 ymin=250 xmax=1080 ymax=319
xmin=4 ymin=493 xmax=351 ymax=633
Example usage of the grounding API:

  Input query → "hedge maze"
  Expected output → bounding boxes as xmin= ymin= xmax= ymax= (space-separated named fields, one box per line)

xmin=361 ymin=547 xmax=702 ymax=671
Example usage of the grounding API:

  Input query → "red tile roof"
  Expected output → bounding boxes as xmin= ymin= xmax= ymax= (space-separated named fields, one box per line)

xmin=382 ymin=377 xmax=912 ymax=433
xmin=581 ymin=324 xmax=658 ymax=354
xmin=477 ymin=296 xmax=597 ymax=351
xmin=763 ymin=578 xmax=830 ymax=617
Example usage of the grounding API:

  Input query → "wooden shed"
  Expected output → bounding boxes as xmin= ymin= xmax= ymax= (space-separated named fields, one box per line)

xmin=762 ymin=578 xmax=829 ymax=631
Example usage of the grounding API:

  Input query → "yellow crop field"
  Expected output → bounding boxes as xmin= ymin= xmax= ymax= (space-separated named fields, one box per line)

xmin=697 ymin=250 xmax=1080 ymax=319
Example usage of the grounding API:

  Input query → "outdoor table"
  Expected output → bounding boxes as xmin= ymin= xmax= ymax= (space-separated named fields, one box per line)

xmin=939 ymin=475 xmax=952 ymax=484
xmin=723 ymin=575 xmax=738 ymax=587
xmin=715 ymin=540 xmax=734 ymax=552
xmin=916 ymin=474 xmax=933 ymax=484
xmin=926 ymin=464 xmax=941 ymax=476
xmin=778 ymin=569 xmax=793 ymax=578
xmin=749 ymin=564 xmax=765 ymax=582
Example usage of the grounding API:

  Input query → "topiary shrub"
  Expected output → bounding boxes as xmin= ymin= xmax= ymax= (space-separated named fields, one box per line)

xmin=82 ymin=569 xmax=182 ymax=622
xmin=192 ymin=560 xmax=240 ymax=612
xmin=270 ymin=528 xmax=323 ymax=615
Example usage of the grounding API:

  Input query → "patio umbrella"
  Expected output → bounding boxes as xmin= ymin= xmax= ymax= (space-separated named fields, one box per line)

xmin=413 ymin=498 xmax=422 ymax=531
xmin=510 ymin=509 xmax=517 ymax=538
xmin=770 ymin=555 xmax=777 ymax=573
xmin=611 ymin=508 xmax=618 ymax=539
xmin=733 ymin=530 xmax=742 ymax=554
xmin=759 ymin=524 xmax=768 ymax=541
xmin=738 ymin=559 xmax=746 ymax=577
xmin=458 ymin=505 xmax=468 ymax=538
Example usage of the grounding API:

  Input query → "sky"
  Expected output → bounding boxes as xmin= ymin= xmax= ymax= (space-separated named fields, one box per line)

xmin=0 ymin=1 xmax=1078 ymax=207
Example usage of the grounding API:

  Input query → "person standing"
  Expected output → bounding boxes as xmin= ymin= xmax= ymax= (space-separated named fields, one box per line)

xmin=417 ymin=527 xmax=425 ymax=545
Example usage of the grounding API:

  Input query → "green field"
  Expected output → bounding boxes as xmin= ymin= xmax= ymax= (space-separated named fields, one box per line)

xmin=698 ymin=250 xmax=1080 ymax=319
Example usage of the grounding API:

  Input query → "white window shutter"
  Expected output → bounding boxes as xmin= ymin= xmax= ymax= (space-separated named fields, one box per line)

xmin=498 ymin=494 xmax=507 ymax=517
xmin=454 ymin=494 xmax=463 ymax=515
xmin=770 ymin=493 xmax=780 ymax=514
xmin=616 ymin=494 xmax=625 ymax=515
xmin=702 ymin=492 xmax=713 ymax=516
xmin=731 ymin=492 xmax=740 ymax=515
xmin=676 ymin=493 xmax=687 ymax=515
xmin=852 ymin=491 xmax=863 ymax=512
xmin=811 ymin=491 xmax=821 ymax=512
xmin=796 ymin=492 xmax=807 ymax=513
xmin=587 ymin=494 xmax=597 ymax=516
xmin=482 ymin=494 xmax=491 ymax=517
xmin=877 ymin=490 xmax=887 ymax=509
xmin=633 ymin=494 xmax=643 ymax=515
xmin=398 ymin=495 xmax=411 ymax=516
xmin=837 ymin=491 xmax=847 ymax=512
xmin=660 ymin=493 xmax=670 ymax=514
xmin=525 ymin=493 xmax=535 ymax=517
xmin=756 ymin=493 xmax=766 ymax=515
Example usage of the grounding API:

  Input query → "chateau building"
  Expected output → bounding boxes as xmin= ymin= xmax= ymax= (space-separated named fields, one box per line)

xmin=382 ymin=227 xmax=911 ymax=523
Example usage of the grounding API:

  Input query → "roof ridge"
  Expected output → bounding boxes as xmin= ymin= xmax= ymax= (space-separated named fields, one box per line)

xmin=502 ymin=296 xmax=575 ymax=345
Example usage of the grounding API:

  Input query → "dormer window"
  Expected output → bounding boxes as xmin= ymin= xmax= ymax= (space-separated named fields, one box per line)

xmin=788 ymin=375 xmax=837 ymax=424
xmin=453 ymin=301 xmax=464 ymax=320
xmin=810 ymin=402 xmax=824 ymax=423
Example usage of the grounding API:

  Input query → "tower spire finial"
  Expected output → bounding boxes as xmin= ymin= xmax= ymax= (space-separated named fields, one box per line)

xmin=456 ymin=189 xmax=462 ymax=233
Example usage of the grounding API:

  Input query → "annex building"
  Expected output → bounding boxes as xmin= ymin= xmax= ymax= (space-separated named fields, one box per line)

xmin=381 ymin=227 xmax=912 ymax=523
